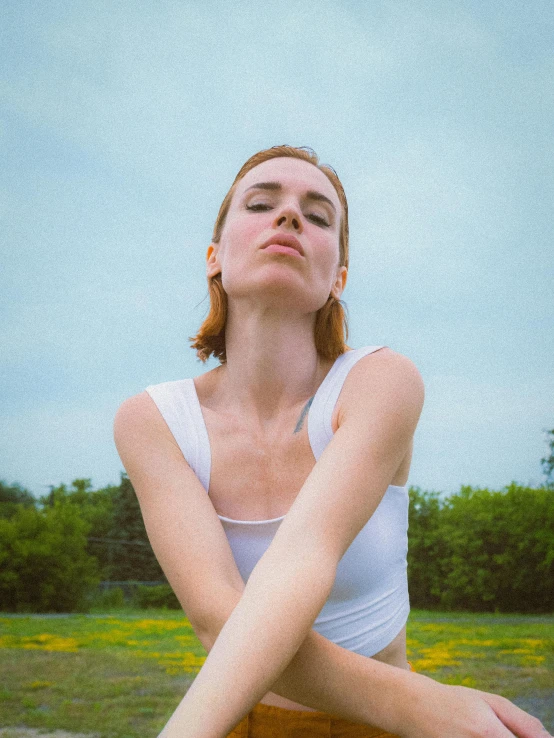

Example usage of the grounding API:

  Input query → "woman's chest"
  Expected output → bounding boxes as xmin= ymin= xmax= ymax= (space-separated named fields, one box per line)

xmin=200 ymin=399 xmax=340 ymax=522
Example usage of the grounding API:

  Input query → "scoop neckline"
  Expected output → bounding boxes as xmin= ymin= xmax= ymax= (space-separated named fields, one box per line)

xmin=216 ymin=484 xmax=409 ymax=525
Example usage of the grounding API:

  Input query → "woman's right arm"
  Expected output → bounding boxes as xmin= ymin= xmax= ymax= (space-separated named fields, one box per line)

xmin=113 ymin=392 xmax=551 ymax=738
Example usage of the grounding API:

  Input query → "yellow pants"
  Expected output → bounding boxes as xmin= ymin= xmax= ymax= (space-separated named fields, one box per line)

xmin=226 ymin=662 xmax=415 ymax=737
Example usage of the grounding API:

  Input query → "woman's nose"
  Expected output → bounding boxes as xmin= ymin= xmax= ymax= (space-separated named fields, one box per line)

xmin=274 ymin=207 xmax=302 ymax=232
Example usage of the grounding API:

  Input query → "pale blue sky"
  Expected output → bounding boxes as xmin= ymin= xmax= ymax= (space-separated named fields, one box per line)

xmin=2 ymin=1 xmax=553 ymax=499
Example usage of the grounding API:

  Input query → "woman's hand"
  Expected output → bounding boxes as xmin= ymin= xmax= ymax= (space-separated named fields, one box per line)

xmin=475 ymin=687 xmax=551 ymax=738
xmin=397 ymin=674 xmax=552 ymax=738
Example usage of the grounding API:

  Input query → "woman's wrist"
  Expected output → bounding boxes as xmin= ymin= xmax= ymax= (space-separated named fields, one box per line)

xmin=374 ymin=667 xmax=439 ymax=736
xmin=345 ymin=659 xmax=423 ymax=735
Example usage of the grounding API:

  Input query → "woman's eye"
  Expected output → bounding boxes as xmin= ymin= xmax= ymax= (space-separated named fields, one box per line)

xmin=245 ymin=203 xmax=271 ymax=211
xmin=309 ymin=214 xmax=330 ymax=227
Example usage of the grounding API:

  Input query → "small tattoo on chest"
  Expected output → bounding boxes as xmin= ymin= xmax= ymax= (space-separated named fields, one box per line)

xmin=293 ymin=396 xmax=315 ymax=434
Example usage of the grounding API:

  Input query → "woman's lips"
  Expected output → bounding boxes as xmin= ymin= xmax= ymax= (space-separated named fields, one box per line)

xmin=262 ymin=244 xmax=303 ymax=257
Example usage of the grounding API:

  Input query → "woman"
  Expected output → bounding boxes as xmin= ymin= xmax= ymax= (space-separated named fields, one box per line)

xmin=114 ymin=146 xmax=549 ymax=738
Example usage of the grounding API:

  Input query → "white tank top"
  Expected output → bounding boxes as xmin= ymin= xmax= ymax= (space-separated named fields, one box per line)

xmin=145 ymin=346 xmax=410 ymax=657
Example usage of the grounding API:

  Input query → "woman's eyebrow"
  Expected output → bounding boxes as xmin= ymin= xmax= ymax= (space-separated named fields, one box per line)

xmin=244 ymin=181 xmax=337 ymax=213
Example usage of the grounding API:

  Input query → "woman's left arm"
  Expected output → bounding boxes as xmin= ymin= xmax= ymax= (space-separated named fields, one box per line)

xmin=159 ymin=350 xmax=424 ymax=738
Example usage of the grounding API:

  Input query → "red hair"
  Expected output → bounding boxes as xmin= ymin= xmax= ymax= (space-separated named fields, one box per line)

xmin=189 ymin=145 xmax=351 ymax=364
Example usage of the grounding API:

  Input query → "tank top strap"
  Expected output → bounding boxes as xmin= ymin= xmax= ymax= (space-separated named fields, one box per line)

xmin=144 ymin=379 xmax=211 ymax=492
xmin=308 ymin=346 xmax=386 ymax=461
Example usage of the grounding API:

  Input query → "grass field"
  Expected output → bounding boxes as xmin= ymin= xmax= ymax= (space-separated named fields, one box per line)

xmin=0 ymin=608 xmax=552 ymax=737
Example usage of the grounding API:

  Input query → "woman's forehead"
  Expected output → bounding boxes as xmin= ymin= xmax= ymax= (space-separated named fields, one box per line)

xmin=236 ymin=157 xmax=340 ymax=207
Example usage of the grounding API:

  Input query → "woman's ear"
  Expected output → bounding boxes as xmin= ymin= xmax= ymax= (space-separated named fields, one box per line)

xmin=206 ymin=244 xmax=221 ymax=278
xmin=331 ymin=265 xmax=348 ymax=300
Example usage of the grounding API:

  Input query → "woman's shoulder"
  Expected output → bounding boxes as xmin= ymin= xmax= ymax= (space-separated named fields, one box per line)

xmin=114 ymin=388 xmax=168 ymax=428
xmin=338 ymin=347 xmax=425 ymax=418
xmin=113 ymin=390 xmax=177 ymax=459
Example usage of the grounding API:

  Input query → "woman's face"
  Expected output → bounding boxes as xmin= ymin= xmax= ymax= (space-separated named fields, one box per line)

xmin=206 ymin=157 xmax=347 ymax=314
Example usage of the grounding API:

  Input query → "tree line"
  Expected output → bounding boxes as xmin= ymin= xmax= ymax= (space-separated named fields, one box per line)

xmin=1 ymin=429 xmax=553 ymax=614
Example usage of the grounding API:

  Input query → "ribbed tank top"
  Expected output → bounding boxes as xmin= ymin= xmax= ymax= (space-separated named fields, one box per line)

xmin=145 ymin=346 xmax=410 ymax=657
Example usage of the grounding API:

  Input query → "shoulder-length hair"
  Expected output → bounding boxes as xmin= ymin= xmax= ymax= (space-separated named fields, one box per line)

xmin=189 ymin=145 xmax=351 ymax=364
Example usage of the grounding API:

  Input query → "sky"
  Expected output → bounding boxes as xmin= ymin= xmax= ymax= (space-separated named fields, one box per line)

xmin=1 ymin=0 xmax=553 ymax=501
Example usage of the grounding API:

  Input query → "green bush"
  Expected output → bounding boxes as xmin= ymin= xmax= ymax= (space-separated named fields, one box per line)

xmin=407 ymin=483 xmax=554 ymax=613
xmin=132 ymin=583 xmax=181 ymax=610
xmin=0 ymin=500 xmax=100 ymax=613
xmin=407 ymin=486 xmax=445 ymax=609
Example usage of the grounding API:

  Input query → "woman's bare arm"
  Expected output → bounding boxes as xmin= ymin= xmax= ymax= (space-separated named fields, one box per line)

xmin=157 ymin=353 xmax=550 ymax=738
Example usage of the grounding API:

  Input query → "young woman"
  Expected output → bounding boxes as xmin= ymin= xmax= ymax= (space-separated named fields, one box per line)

xmin=114 ymin=146 xmax=549 ymax=738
